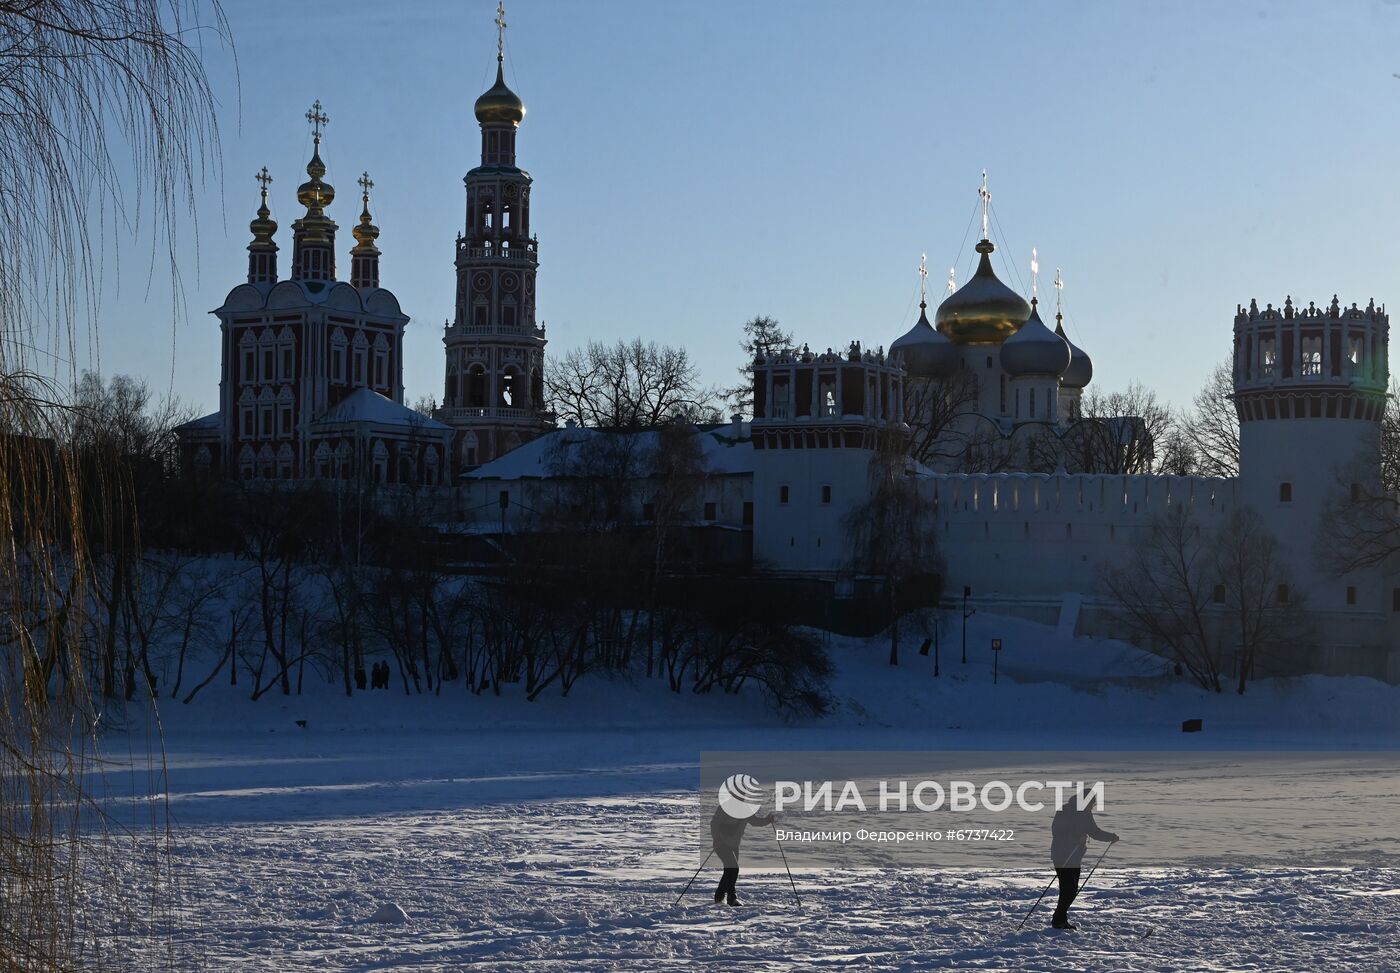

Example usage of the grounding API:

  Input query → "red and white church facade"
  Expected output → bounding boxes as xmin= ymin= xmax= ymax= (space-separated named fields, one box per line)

xmin=175 ymin=103 xmax=453 ymax=485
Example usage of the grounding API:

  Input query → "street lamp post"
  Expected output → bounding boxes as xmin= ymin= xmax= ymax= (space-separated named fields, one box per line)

xmin=961 ymin=585 xmax=975 ymax=665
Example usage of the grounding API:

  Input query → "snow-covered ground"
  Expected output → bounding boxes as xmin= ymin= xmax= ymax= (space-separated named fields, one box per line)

xmin=100 ymin=614 xmax=1400 ymax=971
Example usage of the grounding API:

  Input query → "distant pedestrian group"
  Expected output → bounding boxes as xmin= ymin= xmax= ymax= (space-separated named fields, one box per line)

xmin=366 ymin=661 xmax=391 ymax=691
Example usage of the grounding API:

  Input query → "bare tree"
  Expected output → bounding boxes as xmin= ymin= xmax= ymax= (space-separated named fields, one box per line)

xmin=0 ymin=1 xmax=227 ymax=968
xmin=1102 ymin=505 xmax=1223 ymax=691
xmin=959 ymin=416 xmax=1020 ymax=474
xmin=1103 ymin=505 xmax=1302 ymax=693
xmin=548 ymin=338 xmax=721 ymax=429
xmin=1318 ymin=448 xmax=1396 ymax=574
xmin=844 ymin=434 xmax=943 ymax=666
xmin=904 ymin=371 xmax=981 ymax=469
xmin=162 ymin=554 xmax=223 ymax=700
xmin=1154 ymin=423 xmax=1200 ymax=477
xmin=1214 ymin=509 xmax=1307 ymax=694
xmin=1063 ymin=383 xmax=1177 ymax=474
xmin=0 ymin=0 xmax=225 ymax=368
xmin=1381 ymin=377 xmax=1400 ymax=493
xmin=1327 ymin=384 xmax=1400 ymax=565
xmin=725 ymin=314 xmax=793 ymax=416
xmin=1181 ymin=360 xmax=1240 ymax=478
xmin=234 ymin=483 xmax=323 ymax=699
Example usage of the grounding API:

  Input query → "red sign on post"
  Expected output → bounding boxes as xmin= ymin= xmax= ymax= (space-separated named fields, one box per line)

xmin=991 ymin=638 xmax=1002 ymax=652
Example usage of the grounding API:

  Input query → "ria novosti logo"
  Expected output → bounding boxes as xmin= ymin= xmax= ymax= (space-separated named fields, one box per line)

xmin=717 ymin=773 xmax=766 ymax=819
xmin=717 ymin=770 xmax=1107 ymax=815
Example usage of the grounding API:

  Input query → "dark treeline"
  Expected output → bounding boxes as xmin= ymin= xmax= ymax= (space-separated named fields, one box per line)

xmin=8 ymin=373 xmax=832 ymax=716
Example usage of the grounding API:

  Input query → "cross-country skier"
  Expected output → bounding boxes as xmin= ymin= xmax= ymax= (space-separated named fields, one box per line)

xmin=1049 ymin=794 xmax=1118 ymax=929
xmin=710 ymin=804 xmax=776 ymax=906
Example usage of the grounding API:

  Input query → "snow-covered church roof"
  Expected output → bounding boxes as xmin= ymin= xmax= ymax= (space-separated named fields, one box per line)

xmin=311 ymin=389 xmax=451 ymax=432
xmin=174 ymin=411 xmax=220 ymax=433
xmin=466 ymin=420 xmax=754 ymax=481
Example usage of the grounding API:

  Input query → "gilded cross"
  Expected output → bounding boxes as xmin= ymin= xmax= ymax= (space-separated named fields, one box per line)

xmin=358 ymin=171 xmax=374 ymax=202
xmin=255 ymin=166 xmax=272 ymax=196
xmin=1031 ymin=246 xmax=1039 ymax=298
xmin=495 ymin=2 xmax=508 ymax=60
xmin=918 ymin=253 xmax=928 ymax=304
xmin=1054 ymin=268 xmax=1064 ymax=314
xmin=979 ymin=169 xmax=991 ymax=240
xmin=305 ymin=100 xmax=329 ymax=142
xmin=947 ymin=266 xmax=956 ymax=293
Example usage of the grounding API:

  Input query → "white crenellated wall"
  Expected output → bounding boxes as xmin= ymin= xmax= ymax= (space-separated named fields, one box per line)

xmin=924 ymin=472 xmax=1237 ymax=599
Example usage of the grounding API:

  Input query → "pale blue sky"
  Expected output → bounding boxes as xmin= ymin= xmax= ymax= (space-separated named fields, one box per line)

xmin=80 ymin=0 xmax=1400 ymax=415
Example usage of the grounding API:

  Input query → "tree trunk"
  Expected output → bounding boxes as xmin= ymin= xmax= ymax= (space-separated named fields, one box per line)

xmin=888 ymin=577 xmax=899 ymax=666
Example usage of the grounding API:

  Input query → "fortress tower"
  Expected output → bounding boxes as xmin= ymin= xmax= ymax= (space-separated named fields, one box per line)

xmin=750 ymin=343 xmax=907 ymax=574
xmin=1233 ymin=296 xmax=1389 ymax=660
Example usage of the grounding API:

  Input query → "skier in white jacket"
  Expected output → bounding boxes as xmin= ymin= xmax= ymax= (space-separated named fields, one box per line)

xmin=710 ymin=805 xmax=776 ymax=906
xmin=1049 ymin=796 xmax=1118 ymax=929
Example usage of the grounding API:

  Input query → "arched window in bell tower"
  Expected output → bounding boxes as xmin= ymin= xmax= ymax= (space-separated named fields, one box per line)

xmin=500 ymin=367 xmax=521 ymax=408
xmin=467 ymin=365 xmax=487 ymax=408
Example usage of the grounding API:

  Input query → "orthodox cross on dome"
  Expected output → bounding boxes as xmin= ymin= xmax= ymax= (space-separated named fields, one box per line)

xmin=495 ymin=1 xmax=508 ymax=61
xmin=979 ymin=169 xmax=991 ymax=240
xmin=305 ymin=99 xmax=329 ymax=144
xmin=1030 ymin=246 xmax=1039 ymax=298
xmin=255 ymin=166 xmax=272 ymax=198
xmin=947 ymin=265 xmax=956 ymax=292
xmin=918 ymin=253 xmax=928 ymax=304
xmin=1054 ymin=267 xmax=1064 ymax=315
xmin=358 ymin=170 xmax=374 ymax=203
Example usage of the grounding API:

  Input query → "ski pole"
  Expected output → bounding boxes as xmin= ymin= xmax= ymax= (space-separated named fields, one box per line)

xmin=672 ymin=848 xmax=715 ymax=908
xmin=1016 ymin=872 xmax=1059 ymax=931
xmin=1077 ymin=840 xmax=1114 ymax=897
xmin=772 ymin=824 xmax=801 ymax=909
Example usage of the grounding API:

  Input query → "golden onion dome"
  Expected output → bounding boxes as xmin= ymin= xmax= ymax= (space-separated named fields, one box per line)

xmin=296 ymin=144 xmax=335 ymax=210
xmin=352 ymin=202 xmax=380 ymax=250
xmin=474 ymin=60 xmax=525 ymax=126
xmin=936 ymin=239 xmax=1032 ymax=345
xmin=250 ymin=204 xmax=277 ymax=242
xmin=249 ymin=198 xmax=277 ymax=243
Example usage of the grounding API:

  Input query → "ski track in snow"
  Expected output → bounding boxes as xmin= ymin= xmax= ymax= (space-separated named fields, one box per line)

xmin=136 ymin=797 xmax=1400 ymax=972
xmin=93 ymin=615 xmax=1400 ymax=971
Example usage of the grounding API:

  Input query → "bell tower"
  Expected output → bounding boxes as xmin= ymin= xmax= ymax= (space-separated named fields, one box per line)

xmin=438 ymin=2 xmax=552 ymax=471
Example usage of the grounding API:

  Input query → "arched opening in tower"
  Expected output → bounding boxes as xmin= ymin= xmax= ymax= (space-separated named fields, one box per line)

xmin=467 ymin=366 xmax=487 ymax=408
xmin=500 ymin=368 xmax=522 ymax=408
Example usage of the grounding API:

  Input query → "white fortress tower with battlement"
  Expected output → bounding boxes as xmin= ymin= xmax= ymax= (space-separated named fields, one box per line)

xmin=1232 ymin=296 xmax=1391 ymax=669
xmin=750 ymin=343 xmax=906 ymax=574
